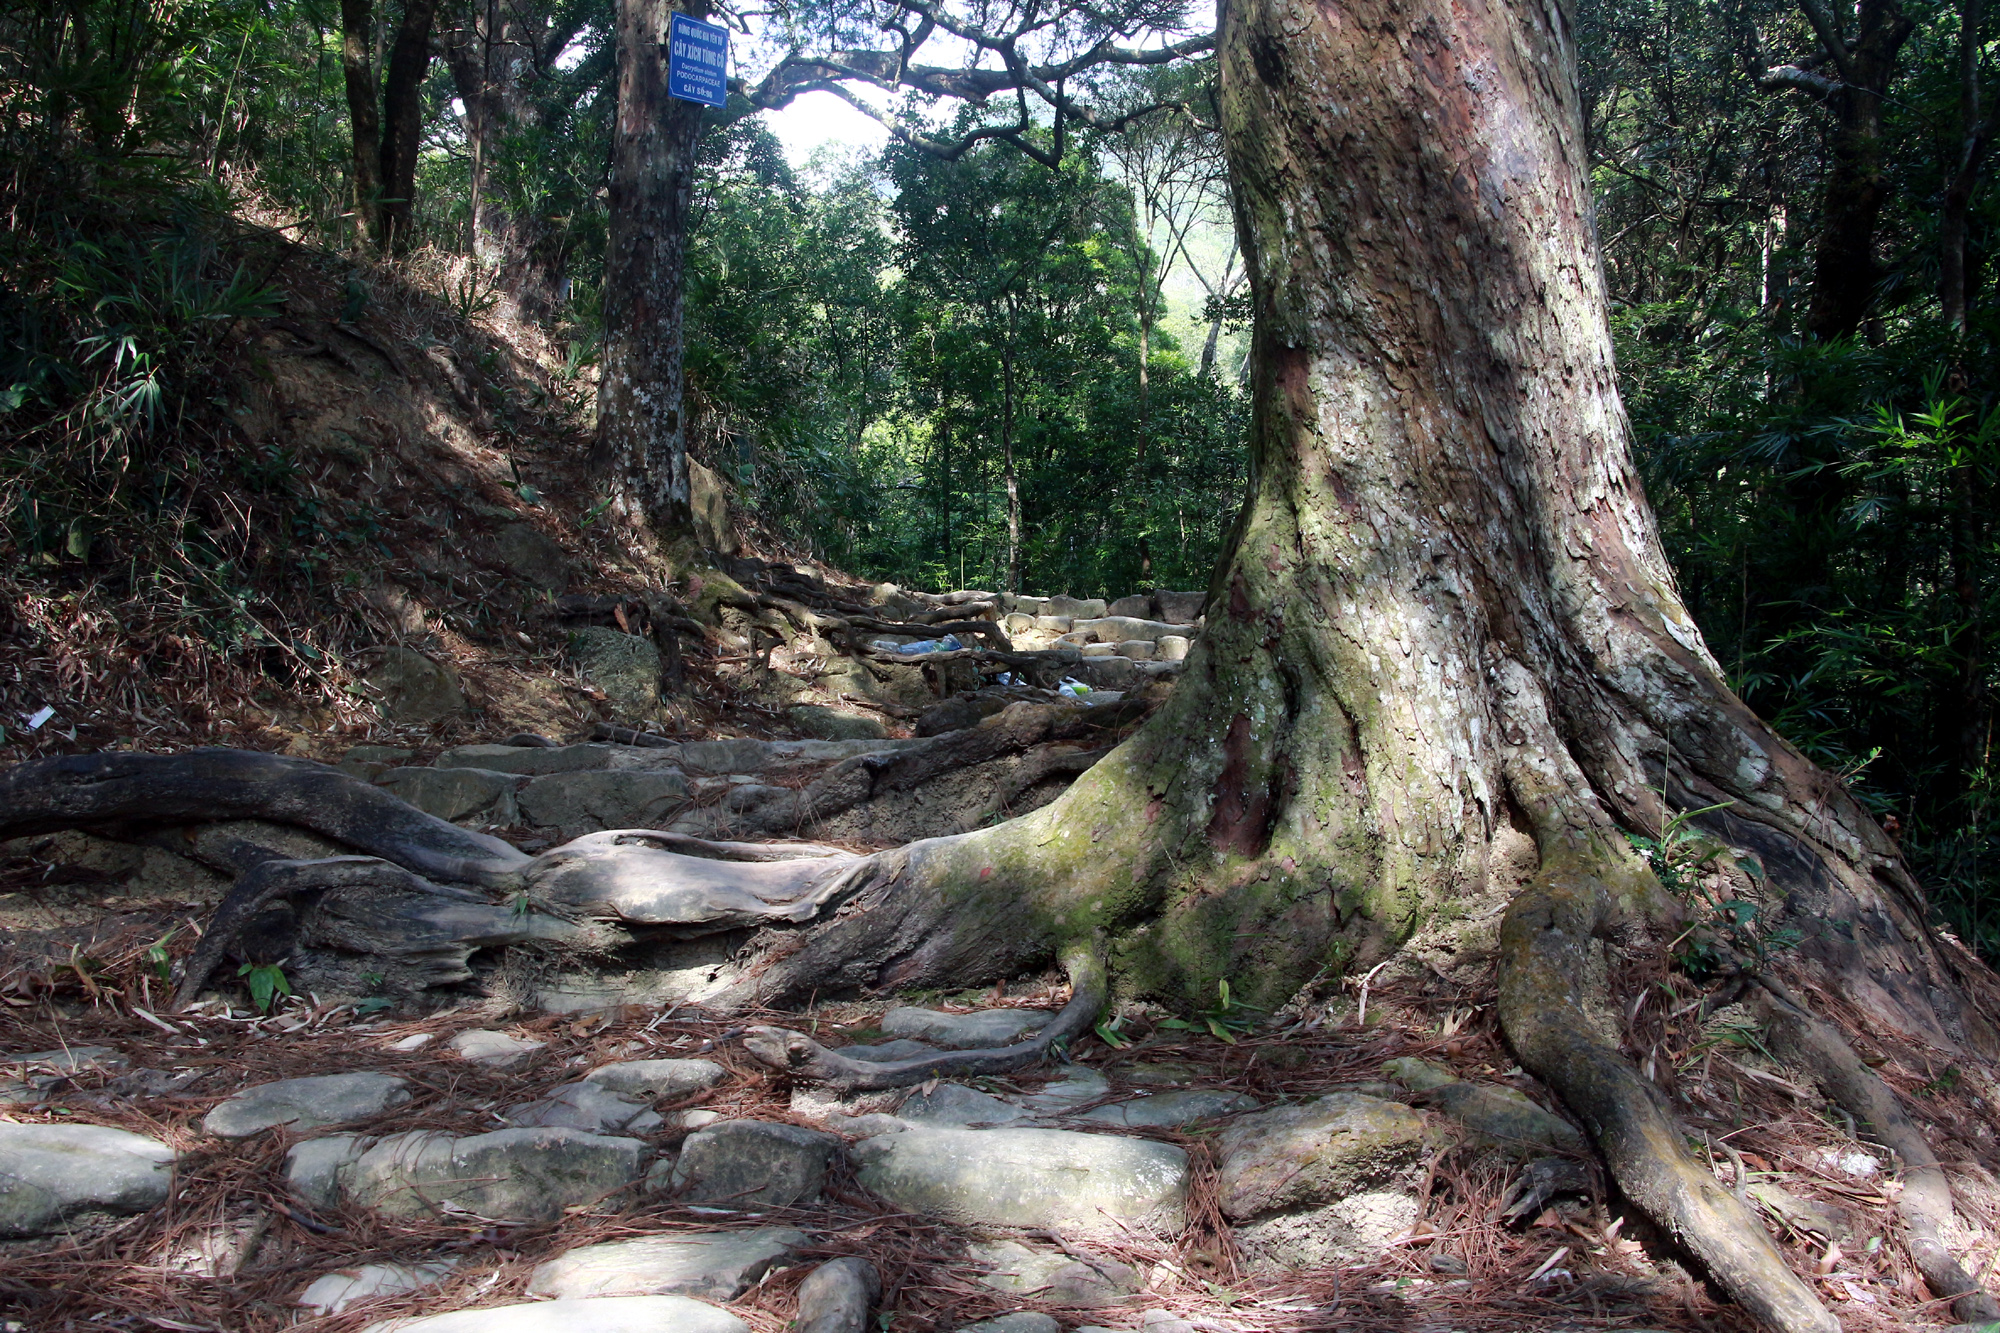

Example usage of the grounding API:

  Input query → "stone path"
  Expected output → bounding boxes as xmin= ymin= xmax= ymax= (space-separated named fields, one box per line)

xmin=0 ymin=971 xmax=1931 ymax=1331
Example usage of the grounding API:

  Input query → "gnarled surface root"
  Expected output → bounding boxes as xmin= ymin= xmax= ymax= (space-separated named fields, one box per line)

xmin=1499 ymin=865 xmax=1841 ymax=1333
xmin=1750 ymin=974 xmax=2000 ymax=1323
xmin=0 ymin=748 xmax=527 ymax=887
xmin=172 ymin=855 xmax=598 ymax=1008
xmin=743 ymin=941 xmax=1106 ymax=1090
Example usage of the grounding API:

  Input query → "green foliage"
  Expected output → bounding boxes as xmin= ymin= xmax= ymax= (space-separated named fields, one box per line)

xmin=1631 ymin=803 xmax=1804 ymax=978
xmin=1156 ymin=978 xmax=1263 ymax=1043
xmin=236 ymin=960 xmax=292 ymax=1013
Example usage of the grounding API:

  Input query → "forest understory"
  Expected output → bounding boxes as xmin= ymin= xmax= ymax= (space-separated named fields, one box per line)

xmin=0 ymin=236 xmax=1995 ymax=1333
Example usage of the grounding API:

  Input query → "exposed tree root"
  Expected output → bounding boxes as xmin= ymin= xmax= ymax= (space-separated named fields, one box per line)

xmin=1499 ymin=864 xmax=1841 ymax=1333
xmin=0 ymin=749 xmax=527 ymax=887
xmin=742 ymin=941 xmax=1106 ymax=1090
xmin=1750 ymin=973 xmax=2000 ymax=1324
xmin=171 ymin=854 xmax=600 ymax=1007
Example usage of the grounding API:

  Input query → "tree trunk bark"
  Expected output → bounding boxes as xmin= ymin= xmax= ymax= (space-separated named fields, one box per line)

xmin=374 ymin=0 xmax=443 ymax=255
xmin=1942 ymin=0 xmax=1992 ymax=331
xmin=441 ymin=0 xmax=568 ymax=319
xmin=593 ymin=0 xmax=707 ymax=538
xmin=1002 ymin=305 xmax=1021 ymax=595
xmin=337 ymin=0 xmax=382 ymax=244
xmin=1803 ymin=0 xmax=1915 ymax=341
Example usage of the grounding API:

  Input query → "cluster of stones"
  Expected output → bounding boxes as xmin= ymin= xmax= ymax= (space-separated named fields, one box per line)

xmin=0 ymin=1009 xmax=1587 ymax=1330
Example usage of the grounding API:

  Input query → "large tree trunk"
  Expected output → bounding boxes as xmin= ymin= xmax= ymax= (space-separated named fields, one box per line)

xmin=592 ymin=0 xmax=706 ymax=537
xmin=1802 ymin=0 xmax=1915 ymax=341
xmin=337 ymin=0 xmax=382 ymax=242
xmin=376 ymin=0 xmax=444 ymax=255
xmin=20 ymin=0 xmax=2000 ymax=1325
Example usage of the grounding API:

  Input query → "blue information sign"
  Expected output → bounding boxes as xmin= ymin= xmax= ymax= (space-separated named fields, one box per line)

xmin=668 ymin=12 xmax=728 ymax=107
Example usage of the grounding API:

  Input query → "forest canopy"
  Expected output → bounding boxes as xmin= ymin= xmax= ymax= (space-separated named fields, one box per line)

xmin=0 ymin=0 xmax=1994 ymax=961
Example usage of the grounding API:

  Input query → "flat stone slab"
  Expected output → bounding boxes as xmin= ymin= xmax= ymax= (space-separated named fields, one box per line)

xmin=448 ymin=1029 xmax=547 ymax=1068
xmin=285 ymin=1135 xmax=366 ymax=1209
xmin=0 ymin=1123 xmax=176 ymax=1236
xmin=667 ymin=1120 xmax=836 ymax=1207
xmin=583 ymin=1058 xmax=727 ymax=1099
xmin=3 ymin=1046 xmax=127 ymax=1074
xmin=957 ymin=1314 xmax=1061 ymax=1333
xmin=970 ymin=1239 xmax=1137 ymax=1307
xmin=899 ymin=1083 xmax=1024 ymax=1127
xmin=299 ymin=1260 xmax=457 ymax=1315
xmin=434 ymin=744 xmax=617 ymax=774
xmin=1071 ymin=1089 xmax=1260 ymax=1129
xmin=519 ymin=771 xmax=692 ymax=836
xmin=374 ymin=767 xmax=519 ymax=823
xmin=850 ymin=1126 xmax=1187 ymax=1236
xmin=360 ymin=1295 xmax=749 ymax=1333
xmin=506 ymin=1081 xmax=662 ymax=1135
xmin=528 ymin=1226 xmax=808 ymax=1300
xmin=1424 ymin=1082 xmax=1585 ymax=1157
xmin=204 ymin=1072 xmax=412 ymax=1138
xmin=1214 ymin=1092 xmax=1427 ymax=1220
xmin=1233 ymin=1190 xmax=1420 ymax=1270
xmin=880 ymin=1007 xmax=1051 ymax=1050
xmin=1 ymin=1045 xmax=129 ymax=1104
xmin=1015 ymin=1069 xmax=1109 ymax=1113
xmin=347 ymin=1127 xmax=646 ymax=1222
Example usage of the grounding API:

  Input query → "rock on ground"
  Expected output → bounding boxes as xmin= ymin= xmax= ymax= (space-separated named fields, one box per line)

xmin=1213 ymin=1092 xmax=1428 ymax=1220
xmin=880 ymin=1006 xmax=1051 ymax=1050
xmin=374 ymin=767 xmax=520 ymax=823
xmin=1070 ymin=1088 xmax=1259 ymax=1129
xmin=969 ymin=1239 xmax=1138 ymax=1307
xmin=360 ymin=646 xmax=467 ymax=724
xmin=664 ymin=1120 xmax=836 ymax=1207
xmin=569 ymin=628 xmax=663 ymax=715
xmin=359 ymin=1294 xmax=749 ymax=1333
xmin=203 ymin=1072 xmax=411 ymax=1138
xmin=898 ymin=1083 xmax=1025 ymax=1127
xmin=528 ymin=1226 xmax=807 ymax=1300
xmin=795 ymin=1258 xmax=881 ymax=1333
xmin=582 ymin=1058 xmax=727 ymax=1099
xmin=505 ymin=1080 xmax=662 ymax=1135
xmin=346 ymin=1127 xmax=646 ymax=1223
xmin=298 ymin=1260 xmax=457 ymax=1315
xmin=1232 ymin=1190 xmax=1421 ymax=1270
xmin=285 ymin=1135 xmax=365 ymax=1210
xmin=786 ymin=704 xmax=888 ymax=740
xmin=0 ymin=1123 xmax=177 ymax=1236
xmin=518 ymin=770 xmax=690 ymax=838
xmin=448 ymin=1029 xmax=546 ymax=1068
xmin=850 ymin=1126 xmax=1188 ymax=1237
xmin=956 ymin=1314 xmax=1061 ymax=1333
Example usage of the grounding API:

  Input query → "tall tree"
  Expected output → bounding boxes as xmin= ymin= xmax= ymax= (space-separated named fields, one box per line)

xmin=336 ymin=0 xmax=444 ymax=252
xmin=1758 ymin=0 xmax=1916 ymax=340
xmin=591 ymin=0 xmax=1214 ymax=542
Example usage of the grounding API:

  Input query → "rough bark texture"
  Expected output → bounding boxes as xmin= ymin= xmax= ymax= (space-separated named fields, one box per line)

xmin=594 ymin=0 xmax=707 ymax=535
xmin=375 ymin=0 xmax=442 ymax=254
xmin=441 ymin=0 xmax=573 ymax=319
xmin=337 ymin=0 xmax=382 ymax=230
xmin=1800 ymin=0 xmax=1915 ymax=341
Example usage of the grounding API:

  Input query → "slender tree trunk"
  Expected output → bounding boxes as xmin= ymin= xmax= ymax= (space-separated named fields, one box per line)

xmin=594 ymin=0 xmax=706 ymax=537
xmin=442 ymin=0 xmax=568 ymax=318
xmin=337 ymin=0 xmax=382 ymax=243
xmin=374 ymin=0 xmax=442 ymax=254
xmin=1803 ymin=0 xmax=1915 ymax=341
xmin=1942 ymin=0 xmax=1992 ymax=330
xmin=1002 ymin=308 xmax=1021 ymax=595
